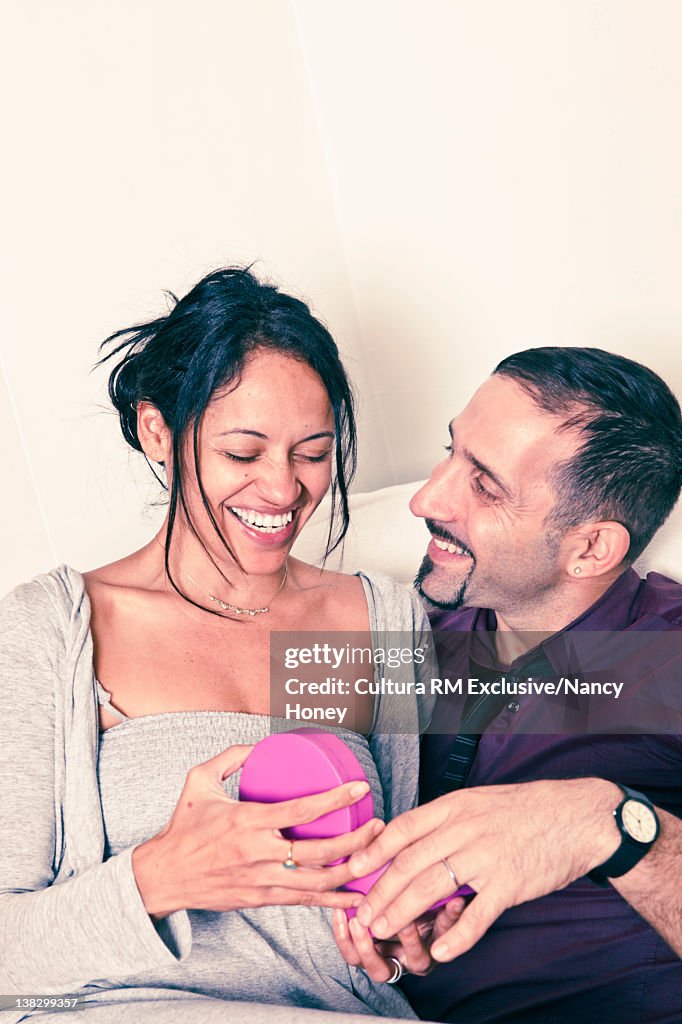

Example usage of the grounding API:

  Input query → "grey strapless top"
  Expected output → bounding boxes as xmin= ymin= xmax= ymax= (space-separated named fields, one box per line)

xmin=92 ymin=572 xmax=436 ymax=1018
xmin=97 ymin=711 xmax=415 ymax=1016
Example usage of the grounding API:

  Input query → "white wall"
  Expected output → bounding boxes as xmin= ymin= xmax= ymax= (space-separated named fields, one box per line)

xmin=0 ymin=0 xmax=386 ymax=594
xmin=296 ymin=0 xmax=682 ymax=474
xmin=2 ymin=0 xmax=681 ymax=597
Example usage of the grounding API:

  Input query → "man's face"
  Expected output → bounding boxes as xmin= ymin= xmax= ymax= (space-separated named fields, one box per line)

xmin=410 ymin=374 xmax=581 ymax=620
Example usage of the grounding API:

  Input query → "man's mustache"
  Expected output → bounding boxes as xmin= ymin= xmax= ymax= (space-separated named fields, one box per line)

xmin=425 ymin=519 xmax=475 ymax=561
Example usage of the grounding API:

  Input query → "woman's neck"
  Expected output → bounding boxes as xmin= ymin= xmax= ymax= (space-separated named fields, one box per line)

xmin=152 ymin=521 xmax=288 ymax=612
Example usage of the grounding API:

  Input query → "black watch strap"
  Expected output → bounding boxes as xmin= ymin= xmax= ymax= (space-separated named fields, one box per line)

xmin=589 ymin=785 xmax=660 ymax=885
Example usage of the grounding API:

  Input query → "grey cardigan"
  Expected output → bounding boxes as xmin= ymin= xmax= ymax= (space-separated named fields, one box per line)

xmin=0 ymin=566 xmax=434 ymax=1019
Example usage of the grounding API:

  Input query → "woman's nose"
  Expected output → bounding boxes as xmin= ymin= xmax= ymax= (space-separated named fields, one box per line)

xmin=255 ymin=459 xmax=301 ymax=507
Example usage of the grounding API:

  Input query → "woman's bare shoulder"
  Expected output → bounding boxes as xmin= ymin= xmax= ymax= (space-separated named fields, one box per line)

xmin=286 ymin=559 xmax=368 ymax=629
xmin=83 ymin=543 xmax=162 ymax=592
xmin=82 ymin=545 xmax=168 ymax=628
xmin=288 ymin=558 xmax=363 ymax=593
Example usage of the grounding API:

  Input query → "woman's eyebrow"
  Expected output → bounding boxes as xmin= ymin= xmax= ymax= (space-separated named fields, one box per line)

xmin=216 ymin=428 xmax=267 ymax=439
xmin=298 ymin=432 xmax=335 ymax=443
xmin=215 ymin=429 xmax=335 ymax=443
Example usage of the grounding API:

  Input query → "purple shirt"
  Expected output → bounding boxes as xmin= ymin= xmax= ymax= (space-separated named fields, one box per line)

xmin=401 ymin=570 xmax=682 ymax=1024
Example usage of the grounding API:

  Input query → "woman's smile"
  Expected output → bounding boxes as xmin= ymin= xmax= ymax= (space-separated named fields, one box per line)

xmin=227 ymin=503 xmax=298 ymax=546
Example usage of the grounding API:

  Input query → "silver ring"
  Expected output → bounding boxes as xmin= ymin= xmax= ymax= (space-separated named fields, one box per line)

xmin=385 ymin=956 xmax=404 ymax=984
xmin=282 ymin=840 xmax=298 ymax=870
xmin=441 ymin=857 xmax=459 ymax=891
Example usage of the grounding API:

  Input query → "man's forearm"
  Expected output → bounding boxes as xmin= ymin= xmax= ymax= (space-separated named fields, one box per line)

xmin=613 ymin=808 xmax=682 ymax=957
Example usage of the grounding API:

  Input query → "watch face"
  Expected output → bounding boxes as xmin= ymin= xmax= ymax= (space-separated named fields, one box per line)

xmin=622 ymin=799 xmax=658 ymax=843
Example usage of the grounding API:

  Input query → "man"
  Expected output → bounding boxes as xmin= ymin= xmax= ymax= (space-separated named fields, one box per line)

xmin=334 ymin=348 xmax=682 ymax=1023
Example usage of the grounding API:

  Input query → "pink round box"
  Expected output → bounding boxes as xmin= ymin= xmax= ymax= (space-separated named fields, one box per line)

xmin=238 ymin=730 xmax=474 ymax=916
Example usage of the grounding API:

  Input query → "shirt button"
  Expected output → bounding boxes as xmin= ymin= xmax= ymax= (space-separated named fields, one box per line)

xmin=507 ymin=699 xmax=520 ymax=713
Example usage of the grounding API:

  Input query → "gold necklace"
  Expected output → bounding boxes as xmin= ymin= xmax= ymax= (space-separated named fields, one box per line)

xmin=184 ymin=562 xmax=288 ymax=617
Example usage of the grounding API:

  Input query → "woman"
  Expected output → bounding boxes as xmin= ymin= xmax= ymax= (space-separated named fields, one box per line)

xmin=0 ymin=267 xmax=435 ymax=1022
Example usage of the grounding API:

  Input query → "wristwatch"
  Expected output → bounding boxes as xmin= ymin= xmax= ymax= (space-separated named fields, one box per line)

xmin=589 ymin=784 xmax=660 ymax=885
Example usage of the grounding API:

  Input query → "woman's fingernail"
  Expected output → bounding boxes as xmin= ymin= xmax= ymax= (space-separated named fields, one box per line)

xmin=356 ymin=904 xmax=372 ymax=927
xmin=373 ymin=915 xmax=388 ymax=935
xmin=431 ymin=942 xmax=448 ymax=960
xmin=372 ymin=819 xmax=385 ymax=835
xmin=350 ymin=782 xmax=370 ymax=798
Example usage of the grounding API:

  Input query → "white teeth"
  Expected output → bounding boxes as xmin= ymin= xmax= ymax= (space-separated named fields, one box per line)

xmin=433 ymin=537 xmax=466 ymax=556
xmin=230 ymin=508 xmax=294 ymax=532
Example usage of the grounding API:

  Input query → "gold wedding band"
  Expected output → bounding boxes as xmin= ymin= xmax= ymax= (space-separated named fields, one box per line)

xmin=282 ymin=840 xmax=299 ymax=870
xmin=441 ymin=857 xmax=459 ymax=891
xmin=385 ymin=956 xmax=404 ymax=984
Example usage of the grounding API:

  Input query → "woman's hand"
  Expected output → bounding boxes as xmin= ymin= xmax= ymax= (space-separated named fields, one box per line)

xmin=331 ymin=899 xmax=466 ymax=982
xmin=132 ymin=744 xmax=383 ymax=918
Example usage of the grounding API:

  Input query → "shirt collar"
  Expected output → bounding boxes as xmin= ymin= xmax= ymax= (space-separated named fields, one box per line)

xmin=467 ymin=568 xmax=644 ymax=673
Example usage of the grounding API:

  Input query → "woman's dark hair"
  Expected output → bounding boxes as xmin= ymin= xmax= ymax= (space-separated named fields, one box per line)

xmin=493 ymin=347 xmax=682 ymax=562
xmin=98 ymin=266 xmax=357 ymax=609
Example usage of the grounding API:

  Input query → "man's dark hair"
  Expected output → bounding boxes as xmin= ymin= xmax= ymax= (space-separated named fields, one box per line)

xmin=493 ymin=347 xmax=682 ymax=563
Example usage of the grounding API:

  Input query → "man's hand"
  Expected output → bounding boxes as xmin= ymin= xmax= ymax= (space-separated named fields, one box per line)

xmin=347 ymin=778 xmax=622 ymax=962
xmin=332 ymin=899 xmax=466 ymax=981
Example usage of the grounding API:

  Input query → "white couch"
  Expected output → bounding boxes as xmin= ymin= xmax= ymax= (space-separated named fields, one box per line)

xmin=291 ymin=481 xmax=429 ymax=585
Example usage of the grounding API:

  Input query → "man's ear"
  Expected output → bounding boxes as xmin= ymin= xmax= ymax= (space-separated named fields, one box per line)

xmin=137 ymin=402 xmax=172 ymax=464
xmin=563 ymin=521 xmax=631 ymax=579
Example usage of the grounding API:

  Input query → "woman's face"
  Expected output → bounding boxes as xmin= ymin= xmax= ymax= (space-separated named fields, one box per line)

xmin=181 ymin=348 xmax=335 ymax=575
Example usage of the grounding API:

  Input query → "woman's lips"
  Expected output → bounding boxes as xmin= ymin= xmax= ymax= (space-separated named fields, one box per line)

xmin=228 ymin=506 xmax=298 ymax=547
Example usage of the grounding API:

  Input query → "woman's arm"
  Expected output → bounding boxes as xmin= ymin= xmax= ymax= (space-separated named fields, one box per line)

xmin=0 ymin=577 xmax=193 ymax=992
xmin=340 ymin=577 xmax=446 ymax=978
xmin=368 ymin=578 xmax=437 ymax=821
xmin=0 ymin=575 xmax=376 ymax=991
